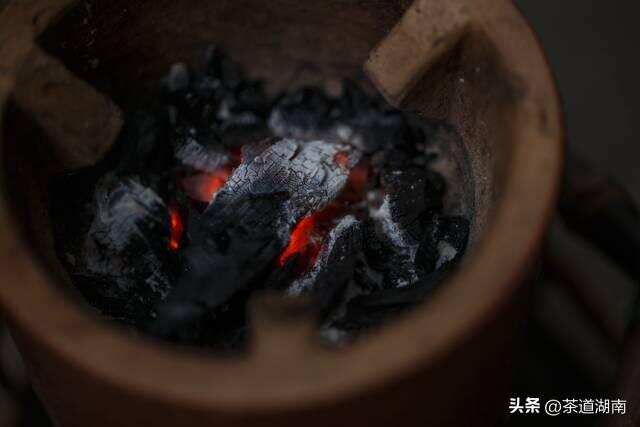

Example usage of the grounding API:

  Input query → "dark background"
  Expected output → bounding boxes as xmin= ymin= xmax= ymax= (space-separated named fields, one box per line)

xmin=516 ymin=0 xmax=640 ymax=201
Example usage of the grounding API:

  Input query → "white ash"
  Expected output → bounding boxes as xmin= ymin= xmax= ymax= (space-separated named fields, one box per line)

xmin=216 ymin=138 xmax=362 ymax=218
xmin=436 ymin=241 xmax=458 ymax=269
xmin=87 ymin=177 xmax=167 ymax=252
xmin=370 ymin=196 xmax=420 ymax=287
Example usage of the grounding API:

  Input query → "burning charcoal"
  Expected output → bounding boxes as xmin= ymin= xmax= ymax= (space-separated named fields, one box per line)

xmin=75 ymin=175 xmax=175 ymax=325
xmin=151 ymin=193 xmax=293 ymax=341
xmin=173 ymin=125 xmax=230 ymax=173
xmin=268 ymin=87 xmax=333 ymax=140
xmin=216 ymin=138 xmax=362 ymax=219
xmin=51 ymin=46 xmax=471 ymax=350
xmin=287 ymin=216 xmax=362 ymax=311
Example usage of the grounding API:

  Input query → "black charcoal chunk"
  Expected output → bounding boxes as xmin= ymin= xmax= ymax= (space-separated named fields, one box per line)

xmin=269 ymin=87 xmax=333 ymax=140
xmin=381 ymin=167 xmax=444 ymax=244
xmin=216 ymin=138 xmax=361 ymax=219
xmin=164 ymin=46 xmax=269 ymax=142
xmin=328 ymin=271 xmax=444 ymax=337
xmin=428 ymin=215 xmax=471 ymax=270
xmin=334 ymin=82 xmax=427 ymax=154
xmin=361 ymin=218 xmax=416 ymax=289
xmin=287 ymin=216 xmax=362 ymax=311
xmin=151 ymin=193 xmax=293 ymax=341
xmin=76 ymin=175 xmax=175 ymax=325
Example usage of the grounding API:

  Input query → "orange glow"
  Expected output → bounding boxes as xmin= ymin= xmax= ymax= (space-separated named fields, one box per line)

xmin=337 ymin=161 xmax=370 ymax=204
xmin=334 ymin=151 xmax=350 ymax=169
xmin=168 ymin=207 xmax=184 ymax=251
xmin=182 ymin=168 xmax=232 ymax=203
xmin=279 ymin=216 xmax=317 ymax=267
xmin=278 ymin=204 xmax=345 ymax=270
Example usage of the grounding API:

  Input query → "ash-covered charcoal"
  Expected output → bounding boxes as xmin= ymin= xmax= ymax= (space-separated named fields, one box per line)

xmin=331 ymin=82 xmax=426 ymax=154
xmin=215 ymin=138 xmax=362 ymax=219
xmin=287 ymin=216 xmax=362 ymax=311
xmin=419 ymin=215 xmax=471 ymax=271
xmin=151 ymin=193 xmax=294 ymax=341
xmin=173 ymin=126 xmax=231 ymax=173
xmin=269 ymin=87 xmax=333 ymax=140
xmin=164 ymin=46 xmax=269 ymax=144
xmin=363 ymin=164 xmax=450 ymax=289
xmin=75 ymin=175 xmax=176 ymax=325
xmin=325 ymin=270 xmax=446 ymax=340
xmin=380 ymin=167 xmax=444 ymax=244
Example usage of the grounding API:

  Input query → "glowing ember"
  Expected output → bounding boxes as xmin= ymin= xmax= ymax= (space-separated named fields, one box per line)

xmin=168 ymin=207 xmax=184 ymax=251
xmin=279 ymin=216 xmax=317 ymax=267
xmin=278 ymin=205 xmax=345 ymax=270
xmin=334 ymin=151 xmax=350 ymax=169
xmin=338 ymin=161 xmax=370 ymax=203
xmin=182 ymin=168 xmax=232 ymax=203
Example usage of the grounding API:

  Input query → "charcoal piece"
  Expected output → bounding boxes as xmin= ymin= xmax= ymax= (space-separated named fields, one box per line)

xmin=369 ymin=199 xmax=420 ymax=288
xmin=433 ymin=215 xmax=470 ymax=269
xmin=263 ymin=254 xmax=301 ymax=291
xmin=151 ymin=192 xmax=293 ymax=341
xmin=329 ymin=270 xmax=444 ymax=335
xmin=214 ymin=81 xmax=268 ymax=132
xmin=164 ymin=46 xmax=269 ymax=141
xmin=51 ymin=166 xmax=111 ymax=276
xmin=75 ymin=175 xmax=175 ymax=325
xmin=268 ymin=87 xmax=333 ymax=140
xmin=381 ymin=167 xmax=444 ymax=244
xmin=332 ymin=81 xmax=427 ymax=154
xmin=287 ymin=216 xmax=362 ymax=311
xmin=173 ymin=125 xmax=230 ymax=173
xmin=360 ymin=218 xmax=410 ymax=289
xmin=216 ymin=138 xmax=362 ymax=219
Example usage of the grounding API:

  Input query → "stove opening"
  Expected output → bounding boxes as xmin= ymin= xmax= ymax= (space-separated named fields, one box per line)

xmin=50 ymin=46 xmax=471 ymax=350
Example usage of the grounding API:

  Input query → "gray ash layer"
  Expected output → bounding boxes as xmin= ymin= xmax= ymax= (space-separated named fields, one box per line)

xmin=51 ymin=46 xmax=471 ymax=350
xmin=217 ymin=138 xmax=361 ymax=219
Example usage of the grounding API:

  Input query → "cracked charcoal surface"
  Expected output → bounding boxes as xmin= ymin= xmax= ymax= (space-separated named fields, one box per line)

xmin=52 ymin=46 xmax=471 ymax=349
xmin=74 ymin=175 xmax=175 ymax=326
xmin=216 ymin=138 xmax=361 ymax=219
